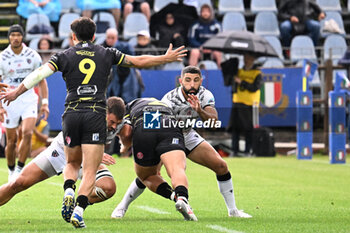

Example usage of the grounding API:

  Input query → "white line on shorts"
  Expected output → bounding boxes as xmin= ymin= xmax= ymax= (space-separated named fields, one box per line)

xmin=136 ymin=205 xmax=171 ymax=215
xmin=206 ymin=224 xmax=244 ymax=233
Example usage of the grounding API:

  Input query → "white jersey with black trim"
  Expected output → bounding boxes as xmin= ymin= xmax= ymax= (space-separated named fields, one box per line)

xmin=45 ymin=132 xmax=66 ymax=174
xmin=0 ymin=44 xmax=42 ymax=100
xmin=161 ymin=86 xmax=215 ymax=131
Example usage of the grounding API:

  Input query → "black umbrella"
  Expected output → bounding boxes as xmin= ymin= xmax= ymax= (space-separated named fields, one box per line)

xmin=203 ymin=30 xmax=278 ymax=57
xmin=150 ymin=3 xmax=198 ymax=38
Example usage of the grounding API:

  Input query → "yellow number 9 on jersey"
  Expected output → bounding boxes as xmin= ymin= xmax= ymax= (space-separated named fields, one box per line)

xmin=79 ymin=58 xmax=96 ymax=84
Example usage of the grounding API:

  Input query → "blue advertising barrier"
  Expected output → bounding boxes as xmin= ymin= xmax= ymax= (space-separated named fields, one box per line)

xmin=296 ymin=91 xmax=313 ymax=159
xmin=329 ymin=91 xmax=346 ymax=164
xmin=47 ymin=72 xmax=66 ymax=131
xmin=47 ymin=68 xmax=303 ymax=130
xmin=259 ymin=67 xmax=303 ymax=126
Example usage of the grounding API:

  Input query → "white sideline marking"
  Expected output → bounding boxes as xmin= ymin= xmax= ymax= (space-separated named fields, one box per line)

xmin=136 ymin=205 xmax=170 ymax=215
xmin=206 ymin=224 xmax=244 ymax=233
xmin=0 ymin=168 xmax=7 ymax=173
xmin=47 ymin=181 xmax=62 ymax=187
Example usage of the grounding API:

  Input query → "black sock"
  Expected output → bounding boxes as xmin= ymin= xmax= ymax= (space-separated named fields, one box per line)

xmin=156 ymin=182 xmax=174 ymax=200
xmin=216 ymin=172 xmax=231 ymax=182
xmin=174 ymin=185 xmax=188 ymax=200
xmin=63 ymin=179 xmax=76 ymax=191
xmin=8 ymin=165 xmax=15 ymax=171
xmin=17 ymin=161 xmax=25 ymax=168
xmin=76 ymin=195 xmax=89 ymax=210
xmin=135 ymin=177 xmax=146 ymax=189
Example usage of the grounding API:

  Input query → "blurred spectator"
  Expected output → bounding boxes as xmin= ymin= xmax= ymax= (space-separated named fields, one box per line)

xmin=188 ymin=4 xmax=221 ymax=68
xmin=102 ymin=28 xmax=119 ymax=48
xmin=230 ymin=54 xmax=262 ymax=156
xmin=135 ymin=30 xmax=159 ymax=56
xmin=78 ymin=0 xmax=121 ymax=28
xmin=18 ymin=115 xmax=50 ymax=158
xmin=154 ymin=13 xmax=185 ymax=48
xmin=123 ymin=0 xmax=151 ymax=22
xmin=16 ymin=0 xmax=62 ymax=22
xmin=278 ymin=0 xmax=325 ymax=47
xmin=37 ymin=35 xmax=54 ymax=64
xmin=102 ymin=28 xmax=135 ymax=55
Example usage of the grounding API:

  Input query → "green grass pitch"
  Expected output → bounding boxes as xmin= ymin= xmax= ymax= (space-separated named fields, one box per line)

xmin=0 ymin=155 xmax=349 ymax=233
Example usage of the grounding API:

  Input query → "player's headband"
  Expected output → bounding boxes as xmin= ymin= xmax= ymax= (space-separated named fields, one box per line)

xmin=8 ymin=24 xmax=24 ymax=38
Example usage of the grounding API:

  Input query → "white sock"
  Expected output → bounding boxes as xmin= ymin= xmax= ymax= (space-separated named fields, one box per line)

xmin=15 ymin=165 xmax=23 ymax=173
xmin=74 ymin=206 xmax=84 ymax=217
xmin=65 ymin=188 xmax=75 ymax=197
xmin=117 ymin=179 xmax=145 ymax=210
xmin=217 ymin=178 xmax=237 ymax=211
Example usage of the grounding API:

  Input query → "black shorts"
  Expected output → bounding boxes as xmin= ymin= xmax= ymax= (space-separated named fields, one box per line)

xmin=62 ymin=111 xmax=107 ymax=147
xmin=132 ymin=122 xmax=186 ymax=166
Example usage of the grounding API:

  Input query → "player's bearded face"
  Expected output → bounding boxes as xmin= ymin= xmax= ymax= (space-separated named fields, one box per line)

xmin=181 ymin=73 xmax=202 ymax=95
xmin=9 ymin=32 xmax=23 ymax=48
xmin=182 ymin=86 xmax=200 ymax=95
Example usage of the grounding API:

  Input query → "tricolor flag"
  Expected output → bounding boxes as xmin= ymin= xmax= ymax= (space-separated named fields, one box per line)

xmin=336 ymin=96 xmax=344 ymax=107
xmin=302 ymin=147 xmax=310 ymax=156
xmin=302 ymin=59 xmax=318 ymax=82
xmin=336 ymin=123 xmax=344 ymax=133
xmin=336 ymin=150 xmax=345 ymax=161
xmin=260 ymin=75 xmax=282 ymax=108
xmin=335 ymin=72 xmax=350 ymax=91
xmin=302 ymin=59 xmax=318 ymax=91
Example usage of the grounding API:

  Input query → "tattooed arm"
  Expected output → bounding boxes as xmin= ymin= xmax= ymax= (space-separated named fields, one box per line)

xmin=120 ymin=44 xmax=187 ymax=68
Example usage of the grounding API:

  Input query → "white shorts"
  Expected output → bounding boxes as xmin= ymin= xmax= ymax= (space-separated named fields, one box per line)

xmin=2 ymin=96 xmax=38 ymax=128
xmin=184 ymin=129 xmax=205 ymax=154
xmin=32 ymin=151 xmax=113 ymax=181
xmin=31 ymin=153 xmax=58 ymax=178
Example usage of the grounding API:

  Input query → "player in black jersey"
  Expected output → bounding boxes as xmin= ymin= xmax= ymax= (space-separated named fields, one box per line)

xmin=113 ymin=97 xmax=197 ymax=221
xmin=0 ymin=17 xmax=187 ymax=228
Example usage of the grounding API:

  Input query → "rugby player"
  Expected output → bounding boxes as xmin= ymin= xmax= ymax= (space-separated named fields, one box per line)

xmin=0 ymin=24 xmax=49 ymax=181
xmin=112 ymin=66 xmax=252 ymax=218
xmin=0 ymin=97 xmax=122 ymax=211
xmin=113 ymin=97 xmax=197 ymax=221
xmin=0 ymin=17 xmax=187 ymax=228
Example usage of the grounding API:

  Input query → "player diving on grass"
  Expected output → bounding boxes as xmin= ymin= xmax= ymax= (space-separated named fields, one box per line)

xmin=111 ymin=66 xmax=252 ymax=219
xmin=0 ymin=17 xmax=187 ymax=228
xmin=110 ymin=97 xmax=198 ymax=221
xmin=0 ymin=97 xmax=122 ymax=209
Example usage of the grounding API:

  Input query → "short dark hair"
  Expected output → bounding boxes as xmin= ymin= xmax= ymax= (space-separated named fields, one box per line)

xmin=107 ymin=97 xmax=125 ymax=120
xmin=70 ymin=17 xmax=96 ymax=41
xmin=181 ymin=66 xmax=202 ymax=79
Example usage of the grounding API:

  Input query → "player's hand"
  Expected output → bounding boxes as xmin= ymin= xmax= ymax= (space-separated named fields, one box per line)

xmin=0 ymin=83 xmax=9 ymax=92
xmin=102 ymin=153 xmax=116 ymax=165
xmin=187 ymin=94 xmax=201 ymax=113
xmin=39 ymin=104 xmax=50 ymax=120
xmin=0 ymin=89 xmax=19 ymax=106
xmin=164 ymin=43 xmax=187 ymax=63
xmin=0 ymin=107 xmax=7 ymax=122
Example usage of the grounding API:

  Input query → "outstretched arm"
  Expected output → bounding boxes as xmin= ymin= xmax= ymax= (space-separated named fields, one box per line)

xmin=0 ymin=63 xmax=55 ymax=105
xmin=121 ymin=44 xmax=187 ymax=68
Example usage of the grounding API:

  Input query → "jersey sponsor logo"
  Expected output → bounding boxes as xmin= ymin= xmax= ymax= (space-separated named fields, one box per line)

xmin=76 ymin=50 xmax=95 ymax=57
xmin=136 ymin=152 xmax=143 ymax=159
xmin=77 ymin=85 xmax=97 ymax=95
xmin=143 ymin=111 xmax=161 ymax=129
xmin=92 ymin=133 xmax=99 ymax=141
xmin=172 ymin=138 xmax=179 ymax=144
xmin=51 ymin=149 xmax=59 ymax=157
